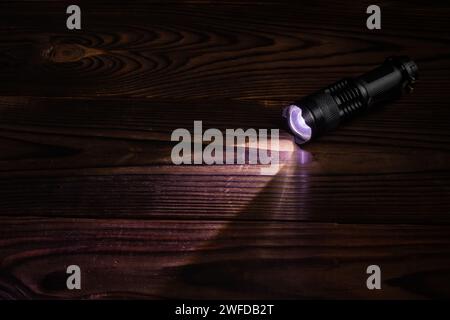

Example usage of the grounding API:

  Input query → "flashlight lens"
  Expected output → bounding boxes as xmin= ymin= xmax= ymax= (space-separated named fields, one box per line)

xmin=283 ymin=105 xmax=312 ymax=144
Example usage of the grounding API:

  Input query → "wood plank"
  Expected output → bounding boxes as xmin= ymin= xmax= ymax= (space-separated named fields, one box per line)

xmin=0 ymin=218 xmax=449 ymax=299
xmin=0 ymin=1 xmax=448 ymax=99
xmin=0 ymin=169 xmax=449 ymax=224
xmin=0 ymin=97 xmax=449 ymax=174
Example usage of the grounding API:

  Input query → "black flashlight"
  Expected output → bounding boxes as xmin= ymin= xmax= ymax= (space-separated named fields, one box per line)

xmin=282 ymin=56 xmax=418 ymax=144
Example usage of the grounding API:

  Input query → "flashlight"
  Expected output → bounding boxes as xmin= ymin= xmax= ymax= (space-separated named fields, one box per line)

xmin=283 ymin=56 xmax=418 ymax=144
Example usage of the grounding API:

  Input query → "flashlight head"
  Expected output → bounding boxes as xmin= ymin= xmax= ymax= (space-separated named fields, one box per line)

xmin=282 ymin=105 xmax=313 ymax=144
xmin=283 ymin=91 xmax=341 ymax=144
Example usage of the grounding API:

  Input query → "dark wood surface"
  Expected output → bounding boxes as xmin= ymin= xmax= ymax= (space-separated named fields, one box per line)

xmin=0 ymin=0 xmax=449 ymax=299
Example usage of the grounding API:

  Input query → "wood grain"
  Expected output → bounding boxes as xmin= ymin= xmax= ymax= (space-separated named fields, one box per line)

xmin=0 ymin=1 xmax=449 ymax=100
xmin=0 ymin=0 xmax=449 ymax=299
xmin=0 ymin=218 xmax=449 ymax=299
xmin=0 ymin=96 xmax=449 ymax=224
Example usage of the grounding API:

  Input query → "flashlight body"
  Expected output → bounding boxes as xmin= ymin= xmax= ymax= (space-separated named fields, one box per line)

xmin=284 ymin=56 xmax=418 ymax=144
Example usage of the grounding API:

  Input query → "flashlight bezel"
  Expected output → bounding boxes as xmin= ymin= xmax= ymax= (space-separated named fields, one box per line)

xmin=282 ymin=104 xmax=313 ymax=145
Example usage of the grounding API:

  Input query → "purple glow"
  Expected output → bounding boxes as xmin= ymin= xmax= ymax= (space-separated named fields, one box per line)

xmin=297 ymin=149 xmax=313 ymax=165
xmin=284 ymin=105 xmax=312 ymax=144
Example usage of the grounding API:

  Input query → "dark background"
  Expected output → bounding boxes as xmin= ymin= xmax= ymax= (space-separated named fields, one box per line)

xmin=0 ymin=0 xmax=449 ymax=299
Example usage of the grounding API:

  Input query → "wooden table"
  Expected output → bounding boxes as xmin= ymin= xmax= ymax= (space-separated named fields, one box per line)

xmin=0 ymin=1 xmax=449 ymax=299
